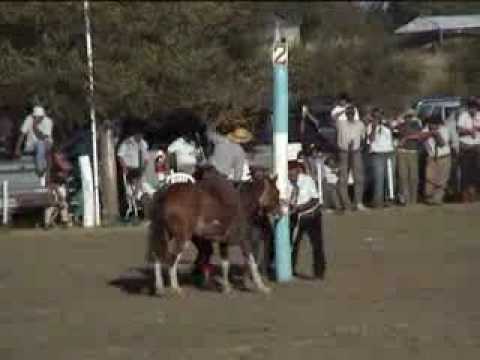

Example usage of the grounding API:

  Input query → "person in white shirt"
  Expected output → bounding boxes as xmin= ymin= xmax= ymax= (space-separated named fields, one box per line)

xmin=423 ymin=116 xmax=452 ymax=205
xmin=167 ymin=133 xmax=203 ymax=175
xmin=457 ymin=98 xmax=480 ymax=202
xmin=287 ymin=161 xmax=326 ymax=279
xmin=336 ymin=105 xmax=367 ymax=211
xmin=117 ymin=132 xmax=155 ymax=201
xmin=366 ymin=108 xmax=394 ymax=208
xmin=14 ymin=106 xmax=54 ymax=180
xmin=331 ymin=92 xmax=360 ymax=123
xmin=323 ymin=156 xmax=341 ymax=212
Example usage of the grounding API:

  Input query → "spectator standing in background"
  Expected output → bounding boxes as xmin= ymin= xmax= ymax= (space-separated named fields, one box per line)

xmin=117 ymin=130 xmax=155 ymax=200
xmin=336 ymin=105 xmax=367 ymax=211
xmin=457 ymin=98 xmax=480 ymax=202
xmin=167 ymin=132 xmax=203 ymax=175
xmin=331 ymin=92 xmax=360 ymax=123
xmin=423 ymin=115 xmax=452 ymax=205
xmin=366 ymin=108 xmax=394 ymax=208
xmin=395 ymin=109 xmax=423 ymax=206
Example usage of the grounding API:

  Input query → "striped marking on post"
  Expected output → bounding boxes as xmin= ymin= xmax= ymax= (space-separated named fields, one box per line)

xmin=272 ymin=44 xmax=288 ymax=65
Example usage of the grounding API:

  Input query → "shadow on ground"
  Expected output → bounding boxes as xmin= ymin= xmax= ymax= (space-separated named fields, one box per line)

xmin=108 ymin=264 xmax=254 ymax=296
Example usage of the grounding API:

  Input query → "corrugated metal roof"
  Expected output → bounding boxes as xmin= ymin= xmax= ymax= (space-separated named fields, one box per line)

xmin=395 ymin=15 xmax=480 ymax=34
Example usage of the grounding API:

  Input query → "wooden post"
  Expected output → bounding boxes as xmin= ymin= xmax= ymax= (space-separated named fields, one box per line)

xmin=99 ymin=120 xmax=119 ymax=224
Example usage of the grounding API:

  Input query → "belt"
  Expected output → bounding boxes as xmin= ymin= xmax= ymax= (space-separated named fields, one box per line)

xmin=398 ymin=148 xmax=418 ymax=153
xmin=429 ymin=154 xmax=451 ymax=160
xmin=460 ymin=143 xmax=480 ymax=150
xmin=339 ymin=149 xmax=361 ymax=153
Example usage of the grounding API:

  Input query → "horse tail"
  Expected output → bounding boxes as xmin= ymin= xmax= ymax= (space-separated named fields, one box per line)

xmin=145 ymin=190 xmax=169 ymax=264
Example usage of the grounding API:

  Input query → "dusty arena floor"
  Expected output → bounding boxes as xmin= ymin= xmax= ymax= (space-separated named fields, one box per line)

xmin=1 ymin=203 xmax=480 ymax=359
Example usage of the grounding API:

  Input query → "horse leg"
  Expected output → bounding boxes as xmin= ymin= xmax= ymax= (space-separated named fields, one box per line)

xmin=167 ymin=237 xmax=188 ymax=295
xmin=153 ymin=253 xmax=165 ymax=296
xmin=148 ymin=228 xmax=168 ymax=296
xmin=219 ymin=242 xmax=232 ymax=294
xmin=240 ymin=234 xmax=270 ymax=294
xmin=247 ymin=252 xmax=271 ymax=294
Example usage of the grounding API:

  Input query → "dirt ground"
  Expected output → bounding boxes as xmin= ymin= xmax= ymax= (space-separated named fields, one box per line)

xmin=1 ymin=203 xmax=480 ymax=360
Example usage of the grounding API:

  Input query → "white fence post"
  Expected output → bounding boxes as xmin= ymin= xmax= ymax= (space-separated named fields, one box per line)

xmin=387 ymin=157 xmax=394 ymax=200
xmin=79 ymin=155 xmax=95 ymax=228
xmin=2 ymin=180 xmax=8 ymax=225
xmin=316 ymin=157 xmax=324 ymax=205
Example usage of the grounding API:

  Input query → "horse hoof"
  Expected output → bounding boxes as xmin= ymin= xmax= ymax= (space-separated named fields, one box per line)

xmin=149 ymin=287 xmax=165 ymax=297
xmin=259 ymin=286 xmax=272 ymax=295
xmin=222 ymin=285 xmax=233 ymax=294
xmin=171 ymin=288 xmax=185 ymax=297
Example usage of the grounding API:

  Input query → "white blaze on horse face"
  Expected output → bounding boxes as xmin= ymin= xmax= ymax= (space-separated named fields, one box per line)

xmin=248 ymin=253 xmax=270 ymax=294
xmin=154 ymin=260 xmax=164 ymax=294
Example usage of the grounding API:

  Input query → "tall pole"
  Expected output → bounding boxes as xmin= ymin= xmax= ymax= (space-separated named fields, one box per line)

xmin=272 ymin=22 xmax=292 ymax=282
xmin=83 ymin=0 xmax=101 ymax=226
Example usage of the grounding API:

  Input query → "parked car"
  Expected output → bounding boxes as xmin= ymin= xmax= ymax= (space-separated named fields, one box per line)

xmin=299 ymin=95 xmax=337 ymax=154
xmin=250 ymin=95 xmax=338 ymax=169
xmin=254 ymin=95 xmax=337 ymax=151
xmin=413 ymin=95 xmax=464 ymax=123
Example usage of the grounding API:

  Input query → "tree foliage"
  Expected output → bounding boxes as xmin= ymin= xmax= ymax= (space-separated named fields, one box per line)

xmin=0 ymin=1 xmax=477 ymax=139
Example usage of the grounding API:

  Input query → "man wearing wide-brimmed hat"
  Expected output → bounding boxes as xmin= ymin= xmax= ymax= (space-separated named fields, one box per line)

xmin=207 ymin=126 xmax=252 ymax=182
xmin=227 ymin=127 xmax=253 ymax=144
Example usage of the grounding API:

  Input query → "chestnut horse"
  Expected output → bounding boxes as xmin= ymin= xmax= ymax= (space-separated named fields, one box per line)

xmin=147 ymin=165 xmax=280 ymax=295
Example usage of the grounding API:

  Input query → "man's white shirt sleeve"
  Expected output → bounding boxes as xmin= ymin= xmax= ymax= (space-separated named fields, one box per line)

xmin=20 ymin=116 xmax=32 ymax=134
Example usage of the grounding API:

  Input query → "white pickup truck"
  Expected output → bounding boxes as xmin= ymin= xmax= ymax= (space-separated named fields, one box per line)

xmin=0 ymin=148 xmax=50 ymax=219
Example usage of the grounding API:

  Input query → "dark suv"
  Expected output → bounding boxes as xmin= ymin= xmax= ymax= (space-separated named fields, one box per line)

xmin=254 ymin=95 xmax=337 ymax=153
xmin=299 ymin=95 xmax=337 ymax=153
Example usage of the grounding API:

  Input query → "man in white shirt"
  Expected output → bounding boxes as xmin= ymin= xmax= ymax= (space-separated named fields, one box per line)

xmin=457 ymin=99 xmax=480 ymax=202
xmin=331 ymin=92 xmax=360 ymax=123
xmin=423 ymin=116 xmax=452 ymax=205
xmin=366 ymin=108 xmax=394 ymax=208
xmin=323 ymin=156 xmax=341 ymax=212
xmin=336 ymin=105 xmax=367 ymax=211
xmin=15 ymin=106 xmax=54 ymax=179
xmin=117 ymin=132 xmax=155 ymax=201
xmin=167 ymin=134 xmax=202 ymax=175
xmin=287 ymin=161 xmax=326 ymax=280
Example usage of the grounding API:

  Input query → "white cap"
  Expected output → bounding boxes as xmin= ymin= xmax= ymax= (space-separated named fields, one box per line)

xmin=33 ymin=106 xmax=45 ymax=117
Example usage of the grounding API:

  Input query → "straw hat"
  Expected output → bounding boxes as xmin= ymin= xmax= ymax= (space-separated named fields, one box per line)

xmin=227 ymin=127 xmax=253 ymax=144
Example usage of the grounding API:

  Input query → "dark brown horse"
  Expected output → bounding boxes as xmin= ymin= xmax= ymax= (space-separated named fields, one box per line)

xmin=147 ymin=165 xmax=280 ymax=295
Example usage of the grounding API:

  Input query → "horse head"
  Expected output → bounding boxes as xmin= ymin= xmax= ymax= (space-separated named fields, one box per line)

xmin=256 ymin=173 xmax=281 ymax=218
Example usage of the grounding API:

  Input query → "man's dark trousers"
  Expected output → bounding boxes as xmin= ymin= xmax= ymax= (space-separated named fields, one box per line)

xmin=290 ymin=207 xmax=326 ymax=279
